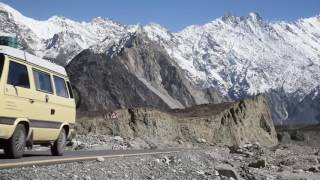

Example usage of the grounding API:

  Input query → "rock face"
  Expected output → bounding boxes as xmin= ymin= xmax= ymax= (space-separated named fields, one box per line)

xmin=66 ymin=49 xmax=170 ymax=111
xmin=66 ymin=32 xmax=224 ymax=111
xmin=76 ymin=95 xmax=278 ymax=147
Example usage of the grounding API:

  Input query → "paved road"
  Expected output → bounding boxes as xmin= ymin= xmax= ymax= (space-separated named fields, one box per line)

xmin=0 ymin=148 xmax=182 ymax=169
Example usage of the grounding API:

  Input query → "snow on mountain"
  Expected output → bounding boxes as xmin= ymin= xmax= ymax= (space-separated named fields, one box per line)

xmin=142 ymin=13 xmax=320 ymax=100
xmin=0 ymin=3 xmax=319 ymax=124
xmin=0 ymin=2 xmax=129 ymax=64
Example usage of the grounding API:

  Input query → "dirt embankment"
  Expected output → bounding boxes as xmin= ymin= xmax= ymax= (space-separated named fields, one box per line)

xmin=75 ymin=95 xmax=278 ymax=147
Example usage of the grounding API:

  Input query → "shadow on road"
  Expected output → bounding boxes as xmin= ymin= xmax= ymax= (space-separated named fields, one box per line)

xmin=0 ymin=152 xmax=51 ymax=159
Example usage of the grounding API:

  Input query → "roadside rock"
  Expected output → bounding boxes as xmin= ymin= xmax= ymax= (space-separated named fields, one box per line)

xmin=290 ymin=131 xmax=305 ymax=141
xmin=308 ymin=167 xmax=318 ymax=173
xmin=127 ymin=138 xmax=150 ymax=149
xmin=197 ymin=138 xmax=207 ymax=144
xmin=113 ymin=136 xmax=123 ymax=142
xmin=277 ymin=132 xmax=291 ymax=142
xmin=69 ymin=139 xmax=84 ymax=150
xmin=96 ymin=157 xmax=105 ymax=162
xmin=248 ymin=159 xmax=267 ymax=168
xmin=215 ymin=164 xmax=241 ymax=180
xmin=228 ymin=143 xmax=264 ymax=157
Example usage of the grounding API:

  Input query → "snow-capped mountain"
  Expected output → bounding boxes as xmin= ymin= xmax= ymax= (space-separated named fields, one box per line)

xmin=0 ymin=2 xmax=132 ymax=65
xmin=143 ymin=13 xmax=320 ymax=98
xmin=141 ymin=13 xmax=320 ymax=124
xmin=0 ymin=2 xmax=319 ymax=125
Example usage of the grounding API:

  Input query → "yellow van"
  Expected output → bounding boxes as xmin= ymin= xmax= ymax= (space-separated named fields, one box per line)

xmin=0 ymin=45 xmax=76 ymax=158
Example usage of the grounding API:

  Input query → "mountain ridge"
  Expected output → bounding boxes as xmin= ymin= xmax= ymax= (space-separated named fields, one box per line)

xmin=0 ymin=2 xmax=319 ymax=125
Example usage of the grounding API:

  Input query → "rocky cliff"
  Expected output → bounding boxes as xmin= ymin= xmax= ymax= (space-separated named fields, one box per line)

xmin=76 ymin=95 xmax=278 ymax=147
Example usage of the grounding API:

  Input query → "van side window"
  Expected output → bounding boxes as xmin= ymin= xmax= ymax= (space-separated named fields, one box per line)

xmin=7 ymin=61 xmax=30 ymax=88
xmin=33 ymin=70 xmax=53 ymax=93
xmin=53 ymin=76 xmax=69 ymax=98
xmin=66 ymin=81 xmax=74 ymax=99
xmin=0 ymin=54 xmax=4 ymax=79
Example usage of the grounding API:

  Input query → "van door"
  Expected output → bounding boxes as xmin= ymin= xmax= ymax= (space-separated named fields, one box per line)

xmin=0 ymin=54 xmax=5 ymax=92
xmin=4 ymin=60 xmax=34 ymax=119
xmin=31 ymin=69 xmax=59 ymax=141
xmin=51 ymin=76 xmax=75 ymax=126
xmin=0 ymin=54 xmax=4 ymax=82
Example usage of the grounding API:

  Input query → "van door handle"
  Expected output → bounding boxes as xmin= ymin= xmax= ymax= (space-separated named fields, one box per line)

xmin=45 ymin=95 xmax=49 ymax=103
xmin=29 ymin=99 xmax=35 ymax=104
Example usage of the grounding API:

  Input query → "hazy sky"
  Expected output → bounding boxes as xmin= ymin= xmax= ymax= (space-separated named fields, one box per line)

xmin=2 ymin=0 xmax=320 ymax=31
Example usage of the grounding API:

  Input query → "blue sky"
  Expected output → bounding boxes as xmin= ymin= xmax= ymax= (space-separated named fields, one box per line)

xmin=2 ymin=0 xmax=320 ymax=31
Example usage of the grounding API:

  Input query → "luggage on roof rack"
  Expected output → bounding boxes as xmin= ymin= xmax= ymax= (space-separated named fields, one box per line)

xmin=0 ymin=36 xmax=18 ymax=48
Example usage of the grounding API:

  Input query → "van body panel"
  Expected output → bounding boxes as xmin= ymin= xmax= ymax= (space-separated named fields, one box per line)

xmin=0 ymin=124 xmax=12 ymax=138
xmin=0 ymin=49 xmax=76 ymax=145
xmin=32 ymin=128 xmax=59 ymax=141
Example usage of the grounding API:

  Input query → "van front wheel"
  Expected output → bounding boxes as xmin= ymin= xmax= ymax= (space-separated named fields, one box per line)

xmin=4 ymin=124 xmax=26 ymax=159
xmin=51 ymin=129 xmax=66 ymax=156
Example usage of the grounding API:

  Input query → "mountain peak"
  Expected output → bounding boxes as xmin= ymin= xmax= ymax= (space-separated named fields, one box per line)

xmin=220 ymin=12 xmax=263 ymax=24
xmin=248 ymin=12 xmax=262 ymax=20
xmin=91 ymin=16 xmax=111 ymax=23
xmin=91 ymin=17 xmax=124 ymax=28
xmin=221 ymin=13 xmax=237 ymax=22
xmin=142 ymin=23 xmax=173 ymax=42
xmin=248 ymin=12 xmax=262 ymax=21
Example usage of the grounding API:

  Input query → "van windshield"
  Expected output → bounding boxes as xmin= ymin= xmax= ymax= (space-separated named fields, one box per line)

xmin=0 ymin=54 xmax=4 ymax=80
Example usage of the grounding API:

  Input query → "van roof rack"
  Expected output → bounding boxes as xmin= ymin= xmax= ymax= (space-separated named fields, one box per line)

xmin=0 ymin=45 xmax=67 ymax=76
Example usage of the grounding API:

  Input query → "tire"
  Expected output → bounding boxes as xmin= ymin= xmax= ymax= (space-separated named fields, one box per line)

xmin=51 ymin=129 xmax=66 ymax=156
xmin=4 ymin=124 xmax=26 ymax=159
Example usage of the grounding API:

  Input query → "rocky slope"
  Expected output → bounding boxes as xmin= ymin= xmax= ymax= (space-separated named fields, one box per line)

xmin=66 ymin=32 xmax=224 ymax=111
xmin=0 ymin=2 xmax=319 ymax=124
xmin=75 ymin=95 xmax=278 ymax=147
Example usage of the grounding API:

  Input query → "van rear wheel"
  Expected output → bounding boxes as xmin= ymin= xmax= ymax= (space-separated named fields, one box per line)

xmin=51 ymin=129 xmax=66 ymax=156
xmin=4 ymin=124 xmax=26 ymax=159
